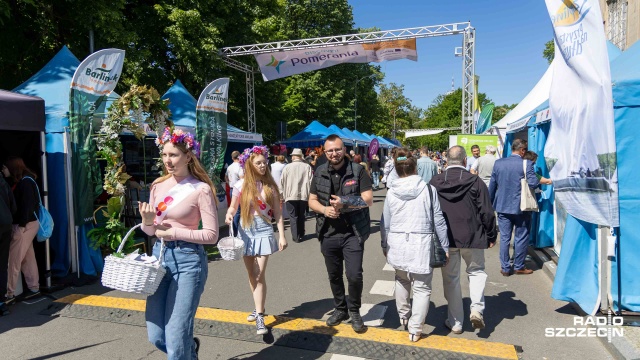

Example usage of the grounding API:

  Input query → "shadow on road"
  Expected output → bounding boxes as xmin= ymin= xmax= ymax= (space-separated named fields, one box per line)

xmin=279 ymin=298 xmax=335 ymax=320
xmin=229 ymin=325 xmax=338 ymax=360
xmin=28 ymin=339 xmax=120 ymax=360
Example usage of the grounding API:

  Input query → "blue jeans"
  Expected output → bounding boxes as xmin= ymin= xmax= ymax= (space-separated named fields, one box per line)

xmin=371 ymin=171 xmax=380 ymax=188
xmin=146 ymin=240 xmax=208 ymax=360
xmin=497 ymin=213 xmax=531 ymax=272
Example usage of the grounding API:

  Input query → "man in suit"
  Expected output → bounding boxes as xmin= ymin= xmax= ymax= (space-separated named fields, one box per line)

xmin=488 ymin=139 xmax=551 ymax=276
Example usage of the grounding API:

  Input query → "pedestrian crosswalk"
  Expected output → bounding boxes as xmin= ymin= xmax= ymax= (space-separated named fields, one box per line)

xmin=369 ymin=279 xmax=395 ymax=296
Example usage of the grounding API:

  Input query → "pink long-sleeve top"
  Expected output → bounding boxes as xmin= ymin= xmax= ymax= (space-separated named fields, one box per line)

xmin=141 ymin=175 xmax=219 ymax=244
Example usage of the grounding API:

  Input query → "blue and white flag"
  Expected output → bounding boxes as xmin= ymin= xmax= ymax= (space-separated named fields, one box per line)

xmin=544 ymin=0 xmax=618 ymax=227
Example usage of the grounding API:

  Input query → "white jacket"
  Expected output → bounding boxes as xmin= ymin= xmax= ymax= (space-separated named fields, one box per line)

xmin=381 ymin=175 xmax=449 ymax=274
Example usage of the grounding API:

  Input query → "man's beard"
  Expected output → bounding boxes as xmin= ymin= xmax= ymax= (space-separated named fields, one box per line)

xmin=329 ymin=155 xmax=344 ymax=166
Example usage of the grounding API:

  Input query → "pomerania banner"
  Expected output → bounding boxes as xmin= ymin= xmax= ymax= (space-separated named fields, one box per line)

xmin=69 ymin=48 xmax=125 ymax=223
xmin=255 ymin=39 xmax=417 ymax=81
xmin=196 ymin=78 xmax=229 ymax=183
xmin=544 ymin=0 xmax=619 ymax=226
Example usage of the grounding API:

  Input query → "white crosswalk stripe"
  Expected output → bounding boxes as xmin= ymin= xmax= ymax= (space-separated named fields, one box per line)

xmin=369 ymin=280 xmax=395 ymax=296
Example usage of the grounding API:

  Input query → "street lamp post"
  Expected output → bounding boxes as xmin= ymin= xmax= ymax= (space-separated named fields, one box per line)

xmin=354 ymin=74 xmax=376 ymax=131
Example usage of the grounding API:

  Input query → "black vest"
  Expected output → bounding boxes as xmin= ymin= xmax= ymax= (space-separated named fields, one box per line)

xmin=314 ymin=161 xmax=370 ymax=243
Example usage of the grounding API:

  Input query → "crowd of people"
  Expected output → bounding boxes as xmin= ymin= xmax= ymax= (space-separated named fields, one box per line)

xmin=0 ymin=130 xmax=551 ymax=359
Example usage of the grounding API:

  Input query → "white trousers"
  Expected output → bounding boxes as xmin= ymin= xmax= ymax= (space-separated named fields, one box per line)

xmin=441 ymin=248 xmax=487 ymax=328
xmin=395 ymin=269 xmax=433 ymax=336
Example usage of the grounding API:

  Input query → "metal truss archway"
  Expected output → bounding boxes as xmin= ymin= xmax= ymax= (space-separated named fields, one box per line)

xmin=219 ymin=23 xmax=475 ymax=134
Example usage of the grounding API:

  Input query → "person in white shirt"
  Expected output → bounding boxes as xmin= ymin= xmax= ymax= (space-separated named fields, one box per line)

xmin=225 ymin=151 xmax=244 ymax=234
xmin=270 ymin=155 xmax=287 ymax=192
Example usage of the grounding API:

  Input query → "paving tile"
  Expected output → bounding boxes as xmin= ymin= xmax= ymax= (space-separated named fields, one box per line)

xmin=369 ymin=280 xmax=395 ymax=296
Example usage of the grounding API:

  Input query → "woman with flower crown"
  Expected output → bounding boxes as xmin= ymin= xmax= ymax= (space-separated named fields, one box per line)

xmin=138 ymin=127 xmax=218 ymax=359
xmin=225 ymin=145 xmax=287 ymax=335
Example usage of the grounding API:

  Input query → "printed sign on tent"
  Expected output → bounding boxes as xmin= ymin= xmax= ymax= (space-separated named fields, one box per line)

xmin=255 ymin=39 xmax=417 ymax=81
xmin=368 ymin=139 xmax=379 ymax=161
xmin=69 ymin=48 xmax=125 ymax=223
xmin=544 ymin=0 xmax=619 ymax=226
xmin=196 ymin=78 xmax=229 ymax=183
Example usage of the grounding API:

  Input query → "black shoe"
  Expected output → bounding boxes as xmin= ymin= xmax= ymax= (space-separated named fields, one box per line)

xmin=193 ymin=337 xmax=200 ymax=359
xmin=326 ymin=309 xmax=349 ymax=326
xmin=0 ymin=303 xmax=9 ymax=316
xmin=292 ymin=238 xmax=301 ymax=243
xmin=21 ymin=289 xmax=41 ymax=300
xmin=349 ymin=311 xmax=366 ymax=333
xmin=4 ymin=297 xmax=15 ymax=306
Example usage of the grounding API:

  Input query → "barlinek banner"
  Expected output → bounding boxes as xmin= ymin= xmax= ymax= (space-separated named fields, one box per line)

xmin=255 ymin=39 xmax=417 ymax=81
xmin=544 ymin=0 xmax=618 ymax=226
xmin=196 ymin=78 xmax=229 ymax=183
xmin=69 ymin=48 xmax=125 ymax=223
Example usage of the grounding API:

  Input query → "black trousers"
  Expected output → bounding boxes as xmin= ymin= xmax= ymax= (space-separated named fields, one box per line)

xmin=285 ymin=200 xmax=307 ymax=241
xmin=321 ymin=235 xmax=364 ymax=312
xmin=0 ymin=225 xmax=11 ymax=299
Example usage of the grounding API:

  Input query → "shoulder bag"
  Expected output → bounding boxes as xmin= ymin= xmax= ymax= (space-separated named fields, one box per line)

xmin=520 ymin=160 xmax=539 ymax=212
xmin=23 ymin=177 xmax=54 ymax=242
xmin=427 ymin=184 xmax=447 ymax=268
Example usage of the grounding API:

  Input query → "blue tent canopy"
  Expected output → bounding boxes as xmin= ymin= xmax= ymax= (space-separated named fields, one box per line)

xmin=13 ymin=46 xmax=103 ymax=277
xmin=341 ymin=128 xmax=369 ymax=146
xmin=162 ymin=80 xmax=262 ymax=143
xmin=14 ymin=46 xmax=79 ymax=133
xmin=163 ymin=80 xmax=197 ymax=128
xmin=609 ymin=40 xmax=640 ymax=312
xmin=326 ymin=124 xmax=354 ymax=146
xmin=281 ymin=120 xmax=332 ymax=148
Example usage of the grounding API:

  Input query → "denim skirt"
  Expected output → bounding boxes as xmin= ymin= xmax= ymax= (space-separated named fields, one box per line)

xmin=239 ymin=215 xmax=279 ymax=256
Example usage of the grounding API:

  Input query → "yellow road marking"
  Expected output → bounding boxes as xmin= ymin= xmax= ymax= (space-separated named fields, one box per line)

xmin=56 ymin=294 xmax=517 ymax=359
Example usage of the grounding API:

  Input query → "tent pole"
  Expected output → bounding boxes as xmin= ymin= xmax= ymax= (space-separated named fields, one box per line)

xmin=39 ymin=132 xmax=52 ymax=288
xmin=63 ymin=130 xmax=78 ymax=276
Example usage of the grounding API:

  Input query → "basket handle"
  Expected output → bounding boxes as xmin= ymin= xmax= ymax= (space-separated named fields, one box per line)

xmin=117 ymin=223 xmax=166 ymax=263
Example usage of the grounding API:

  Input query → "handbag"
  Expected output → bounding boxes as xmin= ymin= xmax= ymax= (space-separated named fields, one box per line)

xmin=23 ymin=176 xmax=54 ymax=242
xmin=520 ymin=160 xmax=539 ymax=212
xmin=427 ymin=184 xmax=447 ymax=268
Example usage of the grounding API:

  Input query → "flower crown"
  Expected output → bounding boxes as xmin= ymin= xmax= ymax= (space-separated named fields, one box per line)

xmin=239 ymin=145 xmax=270 ymax=168
xmin=156 ymin=127 xmax=201 ymax=158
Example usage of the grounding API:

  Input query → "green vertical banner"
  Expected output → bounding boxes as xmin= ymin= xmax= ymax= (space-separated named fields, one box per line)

xmin=196 ymin=78 xmax=229 ymax=184
xmin=475 ymin=103 xmax=495 ymax=134
xmin=69 ymin=49 xmax=125 ymax=223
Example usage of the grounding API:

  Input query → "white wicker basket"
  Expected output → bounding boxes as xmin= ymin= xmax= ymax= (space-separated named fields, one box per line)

xmin=217 ymin=227 xmax=245 ymax=261
xmin=101 ymin=224 xmax=166 ymax=295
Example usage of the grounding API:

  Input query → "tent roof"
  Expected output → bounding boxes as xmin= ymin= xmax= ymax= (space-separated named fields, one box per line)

xmin=493 ymin=41 xmax=623 ymax=131
xmin=162 ymin=80 xmax=262 ymax=143
xmin=13 ymin=46 xmax=80 ymax=133
xmin=326 ymin=125 xmax=354 ymax=145
xmin=341 ymin=128 xmax=370 ymax=144
xmin=281 ymin=120 xmax=332 ymax=147
xmin=163 ymin=80 xmax=197 ymax=128
xmin=0 ymin=90 xmax=45 ymax=131
xmin=611 ymin=41 xmax=640 ymax=107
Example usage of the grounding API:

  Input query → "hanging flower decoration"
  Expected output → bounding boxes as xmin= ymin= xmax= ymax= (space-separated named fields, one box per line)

xmin=90 ymin=85 xmax=172 ymax=254
xmin=97 ymin=85 xmax=172 ymax=197
xmin=238 ymin=145 xmax=270 ymax=169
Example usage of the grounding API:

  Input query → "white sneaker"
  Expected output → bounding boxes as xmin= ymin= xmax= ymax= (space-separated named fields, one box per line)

xmin=470 ymin=311 xmax=485 ymax=329
xmin=256 ymin=314 xmax=268 ymax=335
xmin=247 ymin=309 xmax=257 ymax=322
xmin=445 ymin=318 xmax=463 ymax=334
xmin=409 ymin=333 xmax=421 ymax=342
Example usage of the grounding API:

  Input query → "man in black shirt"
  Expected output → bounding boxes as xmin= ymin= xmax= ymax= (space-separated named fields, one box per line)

xmin=308 ymin=135 xmax=373 ymax=333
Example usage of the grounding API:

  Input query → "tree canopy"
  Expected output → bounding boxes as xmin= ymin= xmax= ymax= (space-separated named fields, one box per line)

xmin=1 ymin=0 xmax=512 ymax=147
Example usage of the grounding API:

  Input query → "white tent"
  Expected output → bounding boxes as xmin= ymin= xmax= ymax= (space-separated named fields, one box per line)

xmin=489 ymin=60 xmax=554 ymax=132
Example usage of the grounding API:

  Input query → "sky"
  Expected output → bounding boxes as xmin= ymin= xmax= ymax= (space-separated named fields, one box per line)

xmin=348 ymin=0 xmax=554 ymax=110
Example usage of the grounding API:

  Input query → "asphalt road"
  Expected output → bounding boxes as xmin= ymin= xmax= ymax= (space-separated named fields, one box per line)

xmin=0 ymin=188 xmax=614 ymax=360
